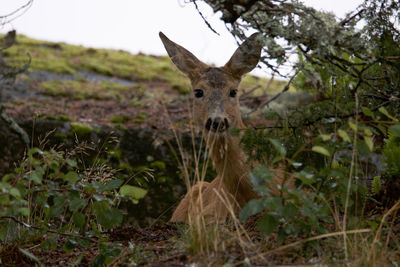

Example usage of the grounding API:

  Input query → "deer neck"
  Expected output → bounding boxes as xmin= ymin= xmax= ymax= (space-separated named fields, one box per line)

xmin=207 ymin=132 xmax=257 ymax=206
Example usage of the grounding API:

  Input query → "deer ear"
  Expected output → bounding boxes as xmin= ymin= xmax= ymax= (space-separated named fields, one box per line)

xmin=224 ymin=33 xmax=262 ymax=78
xmin=159 ymin=32 xmax=206 ymax=80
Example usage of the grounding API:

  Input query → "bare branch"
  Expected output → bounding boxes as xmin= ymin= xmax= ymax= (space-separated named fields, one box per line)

xmin=0 ymin=215 xmax=96 ymax=241
xmin=246 ymin=67 xmax=301 ymax=116
xmin=191 ymin=0 xmax=220 ymax=35
xmin=0 ymin=0 xmax=33 ymax=27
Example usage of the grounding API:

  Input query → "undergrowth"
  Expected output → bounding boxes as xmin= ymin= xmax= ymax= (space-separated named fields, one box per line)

xmin=0 ymin=140 xmax=148 ymax=265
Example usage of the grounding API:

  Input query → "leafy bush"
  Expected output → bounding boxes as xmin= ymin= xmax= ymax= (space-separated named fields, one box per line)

xmin=383 ymin=125 xmax=400 ymax=178
xmin=0 ymin=146 xmax=147 ymax=264
xmin=240 ymin=106 xmax=399 ymax=241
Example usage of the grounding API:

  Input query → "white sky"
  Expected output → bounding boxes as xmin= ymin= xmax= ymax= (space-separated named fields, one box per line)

xmin=1 ymin=0 xmax=363 ymax=77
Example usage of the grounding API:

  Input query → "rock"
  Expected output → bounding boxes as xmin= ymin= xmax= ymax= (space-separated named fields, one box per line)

xmin=0 ymin=105 xmax=29 ymax=176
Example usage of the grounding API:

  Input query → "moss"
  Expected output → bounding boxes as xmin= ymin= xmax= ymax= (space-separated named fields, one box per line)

xmin=3 ymin=34 xmax=289 ymax=97
xmin=150 ymin=161 xmax=166 ymax=170
xmin=80 ymin=60 xmax=114 ymax=76
xmin=110 ymin=115 xmax=129 ymax=124
xmin=44 ymin=114 xmax=73 ymax=122
xmin=40 ymin=80 xmax=127 ymax=100
xmin=53 ymin=133 xmax=68 ymax=141
xmin=110 ymin=149 xmax=122 ymax=160
xmin=172 ymin=83 xmax=191 ymax=94
xmin=70 ymin=122 xmax=93 ymax=137
xmin=99 ymin=81 xmax=128 ymax=91
xmin=131 ymin=100 xmax=144 ymax=108
xmin=133 ymin=112 xmax=148 ymax=124
xmin=113 ymin=124 xmax=127 ymax=131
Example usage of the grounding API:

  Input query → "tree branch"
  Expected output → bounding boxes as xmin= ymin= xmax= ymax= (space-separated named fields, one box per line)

xmin=0 ymin=215 xmax=96 ymax=242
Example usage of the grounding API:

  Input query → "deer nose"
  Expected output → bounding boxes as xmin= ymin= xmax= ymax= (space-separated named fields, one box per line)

xmin=205 ymin=117 xmax=229 ymax=132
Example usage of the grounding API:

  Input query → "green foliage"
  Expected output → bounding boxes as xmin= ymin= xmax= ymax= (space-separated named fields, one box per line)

xmin=240 ymin=165 xmax=331 ymax=240
xmin=0 ymin=146 xmax=146 ymax=264
xmin=240 ymin=104 xmax=399 ymax=240
xmin=383 ymin=125 xmax=400 ymax=177
xmin=120 ymin=184 xmax=147 ymax=204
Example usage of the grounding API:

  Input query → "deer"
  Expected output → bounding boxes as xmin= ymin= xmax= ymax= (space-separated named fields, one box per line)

xmin=159 ymin=32 xmax=287 ymax=223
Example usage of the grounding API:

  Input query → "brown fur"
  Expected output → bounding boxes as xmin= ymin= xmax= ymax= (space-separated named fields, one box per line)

xmin=159 ymin=32 xmax=289 ymax=223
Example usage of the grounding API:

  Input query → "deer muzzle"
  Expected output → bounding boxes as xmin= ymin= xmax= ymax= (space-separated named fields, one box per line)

xmin=205 ymin=117 xmax=229 ymax=133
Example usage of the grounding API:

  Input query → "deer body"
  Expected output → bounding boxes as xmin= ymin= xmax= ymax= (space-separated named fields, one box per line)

xmin=159 ymin=32 xmax=281 ymax=222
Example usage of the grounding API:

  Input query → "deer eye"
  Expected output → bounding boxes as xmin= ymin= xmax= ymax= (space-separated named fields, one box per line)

xmin=229 ymin=89 xmax=238 ymax=98
xmin=194 ymin=89 xmax=204 ymax=98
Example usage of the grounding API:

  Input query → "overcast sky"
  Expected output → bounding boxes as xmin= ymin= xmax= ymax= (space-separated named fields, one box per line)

xmin=2 ymin=0 xmax=363 ymax=76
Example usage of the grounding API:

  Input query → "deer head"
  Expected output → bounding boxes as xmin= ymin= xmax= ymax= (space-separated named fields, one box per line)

xmin=159 ymin=32 xmax=262 ymax=139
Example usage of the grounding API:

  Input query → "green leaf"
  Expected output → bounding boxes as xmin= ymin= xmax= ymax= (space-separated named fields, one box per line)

xmin=104 ymin=179 xmax=123 ymax=191
xmin=29 ymin=169 xmax=43 ymax=184
xmin=257 ymin=213 xmax=279 ymax=236
xmin=239 ymin=199 xmax=266 ymax=222
xmin=312 ymin=146 xmax=331 ymax=157
xmin=120 ymin=185 xmax=147 ymax=203
xmin=93 ymin=202 xmax=123 ymax=229
xmin=294 ymin=170 xmax=315 ymax=185
xmin=19 ymin=207 xmax=30 ymax=216
xmin=379 ymin=106 xmax=398 ymax=121
xmin=28 ymin=147 xmax=43 ymax=157
xmin=48 ymin=195 xmax=65 ymax=218
xmin=41 ymin=237 xmax=57 ymax=251
xmin=372 ymin=176 xmax=381 ymax=195
xmin=73 ymin=212 xmax=85 ymax=228
xmin=282 ymin=203 xmax=298 ymax=219
xmin=269 ymin=138 xmax=286 ymax=156
xmin=249 ymin=165 xmax=274 ymax=188
xmin=66 ymin=158 xmax=77 ymax=168
xmin=0 ymin=195 xmax=10 ymax=205
xmin=2 ymin=174 xmax=14 ymax=182
xmin=320 ymin=134 xmax=331 ymax=141
xmin=349 ymin=121 xmax=358 ymax=132
xmin=364 ymin=128 xmax=373 ymax=137
xmin=10 ymin=188 xmax=21 ymax=198
xmin=69 ymin=197 xmax=88 ymax=212
xmin=92 ymin=181 xmax=106 ymax=192
xmin=71 ymin=254 xmax=83 ymax=267
xmin=264 ymin=197 xmax=283 ymax=211
xmin=389 ymin=124 xmax=400 ymax=137
xmin=364 ymin=136 xmax=374 ymax=152
xmin=338 ymin=129 xmax=351 ymax=142
xmin=19 ymin=248 xmax=43 ymax=266
xmin=63 ymin=238 xmax=76 ymax=253
xmin=229 ymin=127 xmax=241 ymax=137
xmin=361 ymin=106 xmax=374 ymax=117
xmin=63 ymin=171 xmax=79 ymax=183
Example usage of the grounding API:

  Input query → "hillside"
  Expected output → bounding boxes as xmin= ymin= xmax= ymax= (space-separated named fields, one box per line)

xmin=2 ymin=35 xmax=288 ymax=130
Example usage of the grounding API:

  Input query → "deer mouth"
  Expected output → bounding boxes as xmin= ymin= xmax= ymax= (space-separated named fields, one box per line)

xmin=205 ymin=117 xmax=229 ymax=134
